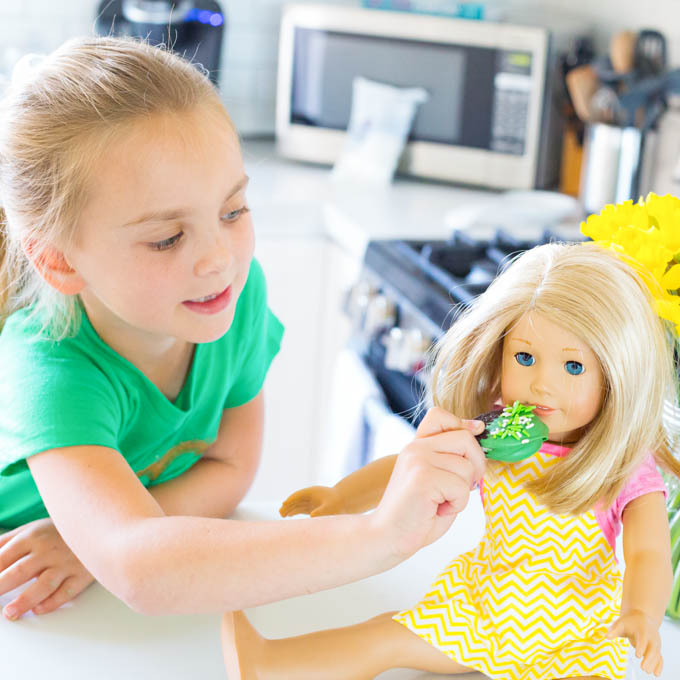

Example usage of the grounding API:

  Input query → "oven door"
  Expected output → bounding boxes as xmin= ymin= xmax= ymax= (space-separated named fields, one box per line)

xmin=318 ymin=342 xmax=419 ymax=486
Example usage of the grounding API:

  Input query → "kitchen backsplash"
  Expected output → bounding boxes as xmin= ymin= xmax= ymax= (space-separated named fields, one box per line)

xmin=0 ymin=0 xmax=679 ymax=136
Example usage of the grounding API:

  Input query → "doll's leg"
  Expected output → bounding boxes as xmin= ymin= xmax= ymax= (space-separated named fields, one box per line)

xmin=221 ymin=610 xmax=474 ymax=680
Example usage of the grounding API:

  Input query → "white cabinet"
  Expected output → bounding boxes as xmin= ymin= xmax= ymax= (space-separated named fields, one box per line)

xmin=245 ymin=235 xmax=360 ymax=502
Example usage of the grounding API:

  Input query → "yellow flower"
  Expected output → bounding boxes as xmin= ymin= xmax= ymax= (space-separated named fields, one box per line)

xmin=580 ymin=194 xmax=680 ymax=333
xmin=642 ymin=193 xmax=680 ymax=254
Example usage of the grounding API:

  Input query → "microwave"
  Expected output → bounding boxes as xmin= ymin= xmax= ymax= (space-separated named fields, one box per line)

xmin=276 ymin=3 xmax=565 ymax=190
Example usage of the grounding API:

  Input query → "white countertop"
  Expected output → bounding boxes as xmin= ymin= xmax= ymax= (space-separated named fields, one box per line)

xmin=242 ymin=139 xmax=585 ymax=259
xmin=2 ymin=500 xmax=678 ymax=679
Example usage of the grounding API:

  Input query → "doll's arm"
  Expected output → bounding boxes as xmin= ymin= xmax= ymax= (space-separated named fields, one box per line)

xmin=280 ymin=455 xmax=398 ymax=517
xmin=606 ymin=491 xmax=671 ymax=676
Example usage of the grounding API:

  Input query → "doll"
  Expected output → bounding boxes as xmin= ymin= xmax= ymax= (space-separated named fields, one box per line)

xmin=222 ymin=237 xmax=680 ymax=680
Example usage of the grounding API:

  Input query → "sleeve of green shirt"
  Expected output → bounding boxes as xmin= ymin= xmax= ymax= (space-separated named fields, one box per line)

xmin=0 ymin=335 xmax=122 ymax=477
xmin=223 ymin=258 xmax=284 ymax=409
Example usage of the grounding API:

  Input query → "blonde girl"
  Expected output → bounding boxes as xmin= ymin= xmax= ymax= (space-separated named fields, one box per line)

xmin=0 ymin=37 xmax=485 ymax=622
xmin=226 ymin=241 xmax=680 ymax=680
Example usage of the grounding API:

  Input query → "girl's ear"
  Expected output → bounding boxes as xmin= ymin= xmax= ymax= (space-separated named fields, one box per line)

xmin=23 ymin=239 xmax=85 ymax=296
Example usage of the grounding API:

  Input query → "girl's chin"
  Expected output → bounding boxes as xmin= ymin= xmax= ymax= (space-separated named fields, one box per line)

xmin=186 ymin=318 xmax=236 ymax=344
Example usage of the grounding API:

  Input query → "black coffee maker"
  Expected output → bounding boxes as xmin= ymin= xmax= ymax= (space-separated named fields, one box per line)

xmin=95 ymin=0 xmax=225 ymax=86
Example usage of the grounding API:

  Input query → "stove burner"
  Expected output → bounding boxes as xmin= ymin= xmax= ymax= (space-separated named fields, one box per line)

xmin=364 ymin=228 xmax=586 ymax=333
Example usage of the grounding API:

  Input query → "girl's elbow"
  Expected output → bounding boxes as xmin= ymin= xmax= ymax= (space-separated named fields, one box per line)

xmin=102 ymin=548 xmax=161 ymax=615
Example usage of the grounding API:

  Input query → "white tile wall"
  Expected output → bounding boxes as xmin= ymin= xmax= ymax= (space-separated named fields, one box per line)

xmin=1 ymin=0 xmax=680 ymax=136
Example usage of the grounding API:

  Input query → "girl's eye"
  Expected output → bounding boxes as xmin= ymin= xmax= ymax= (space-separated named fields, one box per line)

xmin=565 ymin=360 xmax=585 ymax=375
xmin=514 ymin=352 xmax=535 ymax=367
xmin=150 ymin=232 xmax=183 ymax=251
xmin=221 ymin=206 xmax=250 ymax=222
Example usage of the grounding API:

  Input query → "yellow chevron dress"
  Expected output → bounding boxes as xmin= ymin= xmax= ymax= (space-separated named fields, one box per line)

xmin=394 ymin=442 xmax=629 ymax=680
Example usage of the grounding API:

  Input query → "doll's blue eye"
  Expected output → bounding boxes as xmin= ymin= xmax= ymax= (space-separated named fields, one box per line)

xmin=565 ymin=361 xmax=584 ymax=375
xmin=514 ymin=352 xmax=535 ymax=367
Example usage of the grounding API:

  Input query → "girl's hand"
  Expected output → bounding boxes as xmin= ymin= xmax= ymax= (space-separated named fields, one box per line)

xmin=607 ymin=610 xmax=663 ymax=677
xmin=0 ymin=518 xmax=94 ymax=621
xmin=279 ymin=486 xmax=345 ymax=517
xmin=371 ymin=407 xmax=485 ymax=560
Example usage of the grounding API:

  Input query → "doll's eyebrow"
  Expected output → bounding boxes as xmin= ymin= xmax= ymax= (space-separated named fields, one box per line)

xmin=122 ymin=175 xmax=250 ymax=227
xmin=510 ymin=338 xmax=532 ymax=345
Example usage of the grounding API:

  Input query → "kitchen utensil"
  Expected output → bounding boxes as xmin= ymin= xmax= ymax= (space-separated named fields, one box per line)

xmin=566 ymin=64 xmax=600 ymax=122
xmin=590 ymin=85 xmax=621 ymax=124
xmin=634 ymin=29 xmax=667 ymax=78
xmin=618 ymin=68 xmax=680 ymax=126
xmin=610 ymin=30 xmax=637 ymax=75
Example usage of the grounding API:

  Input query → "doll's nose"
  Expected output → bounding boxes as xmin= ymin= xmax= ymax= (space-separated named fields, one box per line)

xmin=530 ymin=371 xmax=553 ymax=398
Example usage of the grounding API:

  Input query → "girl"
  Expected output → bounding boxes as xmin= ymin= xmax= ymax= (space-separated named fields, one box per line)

xmin=224 ymin=240 xmax=680 ymax=680
xmin=0 ymin=37 xmax=485 ymax=621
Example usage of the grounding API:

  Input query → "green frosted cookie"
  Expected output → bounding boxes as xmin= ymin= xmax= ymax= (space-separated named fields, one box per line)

xmin=475 ymin=401 xmax=548 ymax=462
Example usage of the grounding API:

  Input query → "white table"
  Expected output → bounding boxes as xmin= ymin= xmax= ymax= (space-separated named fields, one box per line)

xmin=1 ymin=502 xmax=678 ymax=679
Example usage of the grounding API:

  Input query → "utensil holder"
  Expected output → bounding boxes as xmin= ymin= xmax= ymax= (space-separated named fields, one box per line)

xmin=579 ymin=123 xmax=657 ymax=214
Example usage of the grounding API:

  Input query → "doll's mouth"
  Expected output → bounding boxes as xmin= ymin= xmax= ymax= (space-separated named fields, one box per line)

xmin=531 ymin=404 xmax=556 ymax=415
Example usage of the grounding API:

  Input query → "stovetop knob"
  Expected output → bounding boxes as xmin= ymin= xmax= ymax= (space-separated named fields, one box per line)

xmin=363 ymin=293 xmax=396 ymax=337
xmin=384 ymin=327 xmax=430 ymax=374
xmin=344 ymin=280 xmax=377 ymax=323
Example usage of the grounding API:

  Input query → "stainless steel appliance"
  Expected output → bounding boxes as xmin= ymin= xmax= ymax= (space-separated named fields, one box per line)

xmin=276 ymin=3 xmax=582 ymax=190
xmin=338 ymin=228 xmax=583 ymax=473
xmin=95 ymin=0 xmax=225 ymax=86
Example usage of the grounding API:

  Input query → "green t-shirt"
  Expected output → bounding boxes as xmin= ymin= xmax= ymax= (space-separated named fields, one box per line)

xmin=0 ymin=258 xmax=283 ymax=529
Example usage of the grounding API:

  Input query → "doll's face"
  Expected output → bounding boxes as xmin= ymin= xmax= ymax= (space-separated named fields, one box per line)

xmin=501 ymin=312 xmax=604 ymax=444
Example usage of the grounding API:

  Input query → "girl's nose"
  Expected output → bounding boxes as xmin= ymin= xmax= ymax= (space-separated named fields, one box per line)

xmin=194 ymin=234 xmax=230 ymax=277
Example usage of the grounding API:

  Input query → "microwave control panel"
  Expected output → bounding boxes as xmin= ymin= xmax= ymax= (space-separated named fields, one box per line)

xmin=490 ymin=50 xmax=533 ymax=156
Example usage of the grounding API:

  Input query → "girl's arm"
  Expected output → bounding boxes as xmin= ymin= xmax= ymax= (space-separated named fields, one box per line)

xmin=0 ymin=392 xmax=264 ymax=620
xmin=607 ymin=491 xmax=672 ymax=676
xmin=26 ymin=408 xmax=485 ymax=616
xmin=147 ymin=391 xmax=264 ymax=517
xmin=280 ymin=455 xmax=397 ymax=517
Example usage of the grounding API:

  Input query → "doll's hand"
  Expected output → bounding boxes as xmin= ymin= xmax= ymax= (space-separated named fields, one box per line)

xmin=607 ymin=610 xmax=663 ymax=676
xmin=0 ymin=518 xmax=94 ymax=621
xmin=279 ymin=486 xmax=346 ymax=517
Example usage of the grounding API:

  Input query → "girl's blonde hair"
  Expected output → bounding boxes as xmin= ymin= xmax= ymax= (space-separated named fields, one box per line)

xmin=431 ymin=241 xmax=680 ymax=515
xmin=0 ymin=36 xmax=234 ymax=338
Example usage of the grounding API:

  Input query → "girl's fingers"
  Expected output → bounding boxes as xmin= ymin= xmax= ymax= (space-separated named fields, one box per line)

xmin=3 ymin=567 xmax=64 ymax=621
xmin=0 ymin=526 xmax=22 ymax=550
xmin=0 ymin=533 xmax=31 ymax=573
xmin=411 ymin=429 xmax=486 ymax=486
xmin=415 ymin=407 xmax=484 ymax=439
xmin=0 ymin=553 xmax=41 ymax=597
xmin=33 ymin=574 xmax=89 ymax=615
xmin=410 ymin=461 xmax=472 ymax=517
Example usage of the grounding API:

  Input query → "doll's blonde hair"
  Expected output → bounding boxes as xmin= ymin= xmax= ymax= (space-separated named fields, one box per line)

xmin=0 ymin=36 xmax=235 ymax=338
xmin=431 ymin=241 xmax=680 ymax=515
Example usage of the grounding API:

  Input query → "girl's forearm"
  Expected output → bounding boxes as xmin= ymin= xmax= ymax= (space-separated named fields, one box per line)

xmin=114 ymin=513 xmax=394 ymax=615
xmin=148 ymin=458 xmax=255 ymax=518
xmin=620 ymin=549 xmax=673 ymax=625
xmin=333 ymin=455 xmax=398 ymax=514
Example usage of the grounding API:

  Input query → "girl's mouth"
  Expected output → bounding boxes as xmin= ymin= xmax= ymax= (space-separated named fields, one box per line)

xmin=532 ymin=404 xmax=556 ymax=415
xmin=183 ymin=285 xmax=232 ymax=314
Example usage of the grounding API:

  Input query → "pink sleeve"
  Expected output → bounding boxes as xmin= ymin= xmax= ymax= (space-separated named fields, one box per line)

xmin=595 ymin=455 xmax=668 ymax=554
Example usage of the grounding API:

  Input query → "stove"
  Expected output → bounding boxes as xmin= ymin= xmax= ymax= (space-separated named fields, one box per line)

xmin=345 ymin=228 xmax=586 ymax=424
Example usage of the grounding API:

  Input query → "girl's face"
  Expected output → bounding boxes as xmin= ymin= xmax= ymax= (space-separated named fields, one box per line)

xmin=66 ymin=106 xmax=254 ymax=350
xmin=501 ymin=312 xmax=604 ymax=444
